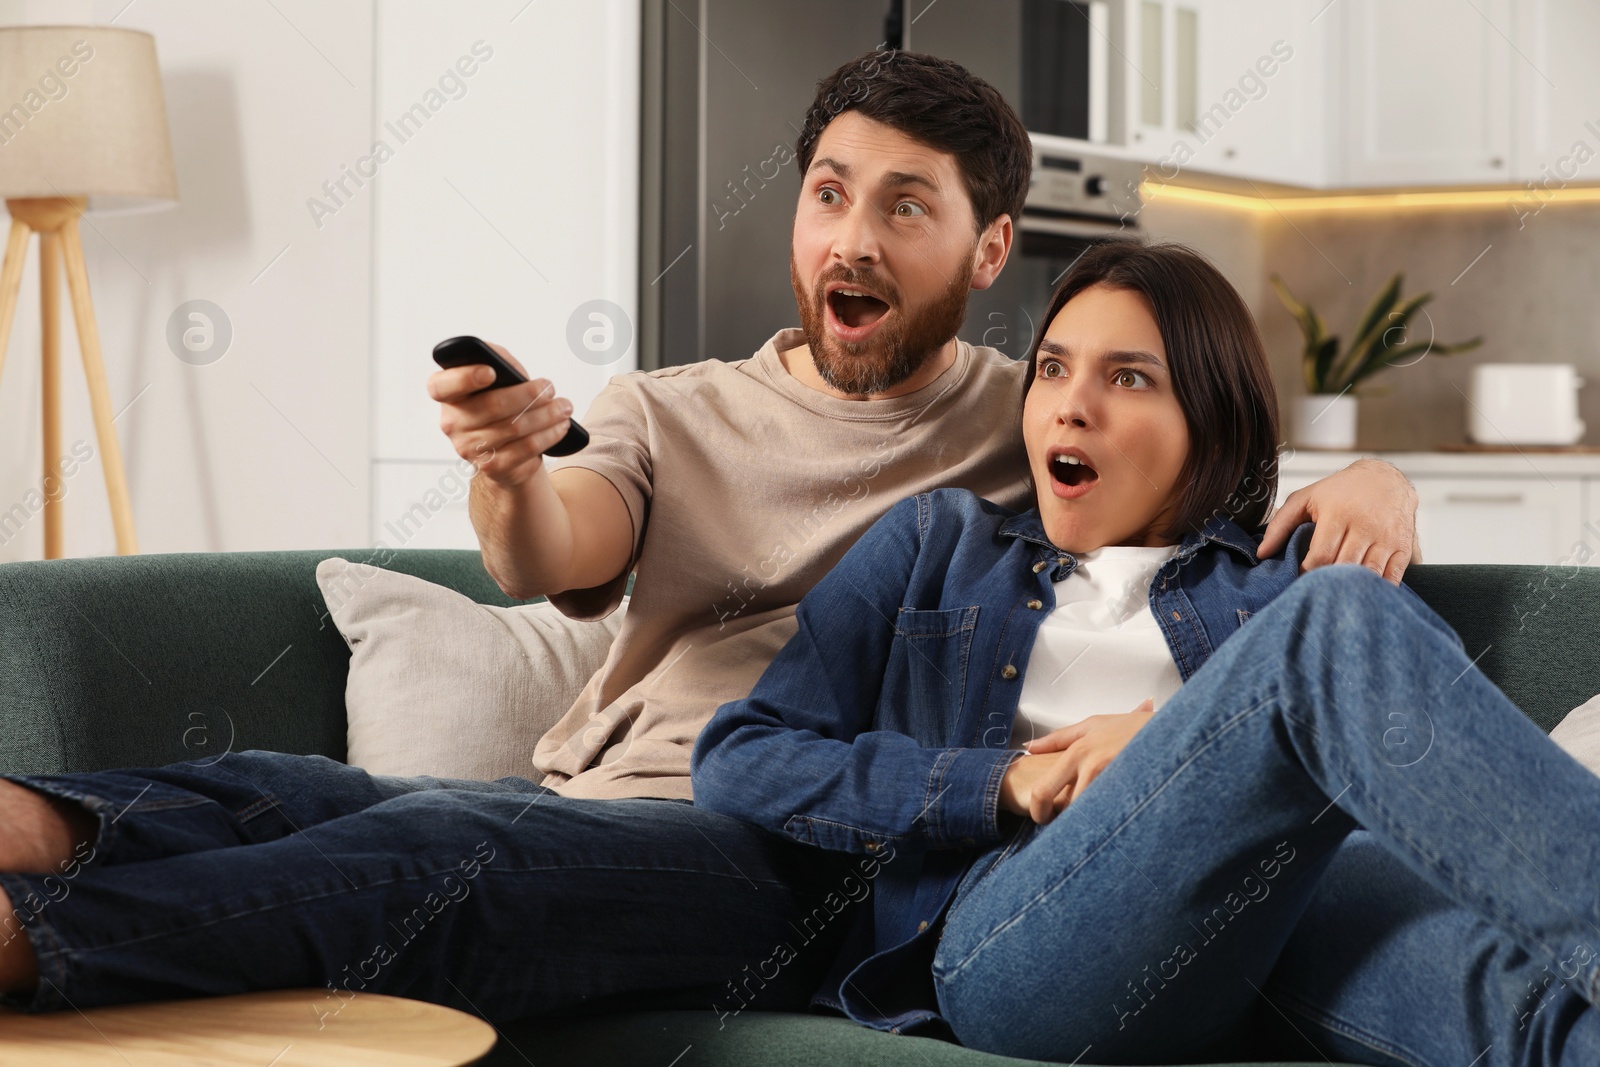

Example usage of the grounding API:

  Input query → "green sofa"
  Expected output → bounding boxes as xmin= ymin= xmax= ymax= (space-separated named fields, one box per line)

xmin=2 ymin=547 xmax=1597 ymax=1067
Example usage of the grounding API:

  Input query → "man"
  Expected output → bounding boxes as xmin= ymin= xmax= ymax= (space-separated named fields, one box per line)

xmin=0 ymin=50 xmax=1418 ymax=1027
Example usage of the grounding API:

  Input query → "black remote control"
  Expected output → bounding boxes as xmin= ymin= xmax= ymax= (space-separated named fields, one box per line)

xmin=432 ymin=335 xmax=589 ymax=457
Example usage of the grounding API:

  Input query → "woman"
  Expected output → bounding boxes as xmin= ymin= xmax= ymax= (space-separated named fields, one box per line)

xmin=690 ymin=240 xmax=1600 ymax=1066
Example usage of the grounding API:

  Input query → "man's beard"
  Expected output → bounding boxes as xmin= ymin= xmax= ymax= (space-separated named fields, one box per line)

xmin=790 ymin=251 xmax=975 ymax=397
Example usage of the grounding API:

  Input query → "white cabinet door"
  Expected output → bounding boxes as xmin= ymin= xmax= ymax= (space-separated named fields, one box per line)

xmin=1412 ymin=477 xmax=1583 ymax=565
xmin=1337 ymin=0 xmax=1513 ymax=186
xmin=1511 ymin=0 xmax=1600 ymax=185
xmin=1172 ymin=0 xmax=1331 ymax=187
xmin=1275 ymin=471 xmax=1591 ymax=566
xmin=1120 ymin=0 xmax=1181 ymax=163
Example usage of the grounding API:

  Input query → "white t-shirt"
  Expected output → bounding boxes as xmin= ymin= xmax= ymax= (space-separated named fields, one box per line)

xmin=1008 ymin=542 xmax=1187 ymax=750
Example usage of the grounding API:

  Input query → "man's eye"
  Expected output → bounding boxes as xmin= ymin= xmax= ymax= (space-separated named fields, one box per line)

xmin=894 ymin=201 xmax=926 ymax=217
xmin=818 ymin=188 xmax=840 ymax=205
xmin=1040 ymin=359 xmax=1062 ymax=378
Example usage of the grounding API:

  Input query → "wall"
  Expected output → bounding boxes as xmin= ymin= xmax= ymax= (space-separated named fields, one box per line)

xmin=1254 ymin=201 xmax=1600 ymax=451
xmin=370 ymin=0 xmax=639 ymax=551
xmin=0 ymin=0 xmax=373 ymax=561
xmin=0 ymin=0 xmax=639 ymax=561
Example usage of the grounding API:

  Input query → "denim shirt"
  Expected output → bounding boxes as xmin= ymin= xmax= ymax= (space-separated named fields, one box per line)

xmin=691 ymin=487 xmax=1336 ymax=1036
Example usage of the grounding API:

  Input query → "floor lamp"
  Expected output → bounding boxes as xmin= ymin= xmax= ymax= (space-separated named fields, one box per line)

xmin=0 ymin=26 xmax=178 ymax=557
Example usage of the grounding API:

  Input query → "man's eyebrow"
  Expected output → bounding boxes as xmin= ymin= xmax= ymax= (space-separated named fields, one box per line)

xmin=811 ymin=156 xmax=851 ymax=179
xmin=1037 ymin=340 xmax=1167 ymax=369
xmin=808 ymin=158 xmax=942 ymax=197
xmin=882 ymin=170 xmax=942 ymax=196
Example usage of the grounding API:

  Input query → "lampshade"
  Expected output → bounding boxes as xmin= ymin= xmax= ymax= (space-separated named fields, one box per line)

xmin=0 ymin=25 xmax=178 ymax=213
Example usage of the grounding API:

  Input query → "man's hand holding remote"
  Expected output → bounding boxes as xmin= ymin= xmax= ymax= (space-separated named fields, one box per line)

xmin=429 ymin=340 xmax=574 ymax=488
xmin=427 ymin=341 xmax=631 ymax=601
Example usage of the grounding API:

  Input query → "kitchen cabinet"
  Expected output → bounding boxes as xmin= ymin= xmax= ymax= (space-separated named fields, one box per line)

xmin=1126 ymin=0 xmax=1337 ymax=187
xmin=1176 ymin=0 xmax=1330 ymax=186
xmin=1510 ymin=0 xmax=1600 ymax=184
xmin=1276 ymin=452 xmax=1600 ymax=566
xmin=915 ymin=0 xmax=1600 ymax=190
xmin=1336 ymin=0 xmax=1514 ymax=186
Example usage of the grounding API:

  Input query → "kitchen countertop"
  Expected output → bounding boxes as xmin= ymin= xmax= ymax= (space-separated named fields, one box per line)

xmin=1278 ymin=449 xmax=1600 ymax=476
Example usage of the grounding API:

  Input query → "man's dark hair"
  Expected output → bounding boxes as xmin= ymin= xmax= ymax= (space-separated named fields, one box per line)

xmin=795 ymin=50 xmax=1031 ymax=232
xmin=1020 ymin=238 xmax=1283 ymax=539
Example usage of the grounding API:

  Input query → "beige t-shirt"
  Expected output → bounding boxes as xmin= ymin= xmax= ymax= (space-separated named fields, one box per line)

xmin=535 ymin=327 xmax=1032 ymax=800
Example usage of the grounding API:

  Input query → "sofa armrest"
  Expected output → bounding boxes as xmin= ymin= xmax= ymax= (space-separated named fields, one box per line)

xmin=0 ymin=548 xmax=544 ymax=775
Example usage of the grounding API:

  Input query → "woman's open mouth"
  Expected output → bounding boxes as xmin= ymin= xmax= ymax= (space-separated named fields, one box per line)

xmin=1048 ymin=453 xmax=1100 ymax=499
xmin=826 ymin=286 xmax=891 ymax=343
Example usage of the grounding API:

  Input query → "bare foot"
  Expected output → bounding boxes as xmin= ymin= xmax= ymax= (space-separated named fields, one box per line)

xmin=0 ymin=780 xmax=98 ymax=873
xmin=0 ymin=886 xmax=38 ymax=993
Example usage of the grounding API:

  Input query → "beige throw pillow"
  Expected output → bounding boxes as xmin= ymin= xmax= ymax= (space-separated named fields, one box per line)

xmin=315 ymin=557 xmax=626 ymax=781
xmin=1550 ymin=691 xmax=1600 ymax=776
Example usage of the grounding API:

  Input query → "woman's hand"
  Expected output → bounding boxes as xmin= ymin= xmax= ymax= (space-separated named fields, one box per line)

xmin=999 ymin=698 xmax=1156 ymax=825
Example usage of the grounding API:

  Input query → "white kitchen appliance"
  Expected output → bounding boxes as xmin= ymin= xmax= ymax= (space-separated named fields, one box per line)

xmin=1468 ymin=363 xmax=1587 ymax=446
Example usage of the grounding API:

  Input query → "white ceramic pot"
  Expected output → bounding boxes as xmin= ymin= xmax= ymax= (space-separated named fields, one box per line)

xmin=1292 ymin=393 xmax=1358 ymax=450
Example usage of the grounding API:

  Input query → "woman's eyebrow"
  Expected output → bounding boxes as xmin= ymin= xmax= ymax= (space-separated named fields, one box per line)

xmin=1104 ymin=350 xmax=1166 ymax=370
xmin=1037 ymin=340 xmax=1166 ymax=370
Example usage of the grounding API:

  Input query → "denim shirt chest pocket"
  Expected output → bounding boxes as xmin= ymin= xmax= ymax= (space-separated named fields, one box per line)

xmin=876 ymin=605 xmax=981 ymax=742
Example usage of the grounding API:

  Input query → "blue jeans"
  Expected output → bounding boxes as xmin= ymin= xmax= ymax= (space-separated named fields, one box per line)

xmin=0 ymin=753 xmax=855 ymax=1021
xmin=930 ymin=564 xmax=1600 ymax=1066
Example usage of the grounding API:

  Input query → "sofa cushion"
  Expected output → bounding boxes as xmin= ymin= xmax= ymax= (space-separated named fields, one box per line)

xmin=315 ymin=557 xmax=625 ymax=781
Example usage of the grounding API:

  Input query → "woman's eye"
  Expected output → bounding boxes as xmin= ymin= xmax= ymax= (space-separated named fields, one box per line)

xmin=818 ymin=188 xmax=840 ymax=205
xmin=1115 ymin=369 xmax=1151 ymax=388
xmin=1040 ymin=359 xmax=1062 ymax=378
xmin=894 ymin=201 xmax=926 ymax=217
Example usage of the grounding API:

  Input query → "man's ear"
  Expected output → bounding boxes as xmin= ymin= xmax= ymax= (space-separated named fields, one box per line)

xmin=970 ymin=213 xmax=1014 ymax=291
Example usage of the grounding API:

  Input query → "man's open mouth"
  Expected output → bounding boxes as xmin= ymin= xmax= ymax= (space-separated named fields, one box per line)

xmin=1050 ymin=454 xmax=1100 ymax=488
xmin=827 ymin=287 xmax=891 ymax=330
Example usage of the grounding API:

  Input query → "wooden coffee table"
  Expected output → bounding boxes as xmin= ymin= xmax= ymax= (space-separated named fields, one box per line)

xmin=0 ymin=988 xmax=498 ymax=1065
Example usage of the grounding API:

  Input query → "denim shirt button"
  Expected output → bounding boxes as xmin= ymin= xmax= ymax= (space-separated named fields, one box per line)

xmin=1031 ymin=560 xmax=1048 ymax=573
xmin=864 ymin=840 xmax=881 ymax=852
xmin=1001 ymin=664 xmax=1018 ymax=680
xmin=918 ymin=920 xmax=929 ymax=932
xmin=1026 ymin=599 xmax=1042 ymax=610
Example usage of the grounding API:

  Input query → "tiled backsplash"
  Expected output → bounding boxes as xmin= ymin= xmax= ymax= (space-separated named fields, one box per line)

xmin=1141 ymin=196 xmax=1600 ymax=451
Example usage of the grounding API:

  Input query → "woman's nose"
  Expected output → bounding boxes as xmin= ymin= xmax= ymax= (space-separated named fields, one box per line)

xmin=1054 ymin=382 xmax=1093 ymax=428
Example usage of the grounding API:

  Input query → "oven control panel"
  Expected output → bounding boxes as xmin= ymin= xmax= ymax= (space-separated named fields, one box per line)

xmin=1024 ymin=149 xmax=1144 ymax=230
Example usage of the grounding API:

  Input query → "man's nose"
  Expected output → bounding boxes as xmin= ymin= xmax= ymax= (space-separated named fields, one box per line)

xmin=831 ymin=201 xmax=883 ymax=265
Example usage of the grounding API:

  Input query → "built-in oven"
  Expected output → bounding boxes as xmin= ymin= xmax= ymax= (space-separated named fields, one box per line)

xmin=959 ymin=143 xmax=1145 ymax=363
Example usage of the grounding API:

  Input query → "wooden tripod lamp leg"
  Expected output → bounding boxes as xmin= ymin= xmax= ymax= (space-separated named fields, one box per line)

xmin=0 ymin=218 xmax=38 ymax=550
xmin=0 ymin=218 xmax=30 ymax=387
xmin=39 ymin=230 xmax=63 ymax=559
xmin=59 ymin=215 xmax=138 ymax=555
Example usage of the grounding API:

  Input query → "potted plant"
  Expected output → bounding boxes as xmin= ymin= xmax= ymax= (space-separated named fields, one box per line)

xmin=1271 ymin=272 xmax=1482 ymax=449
